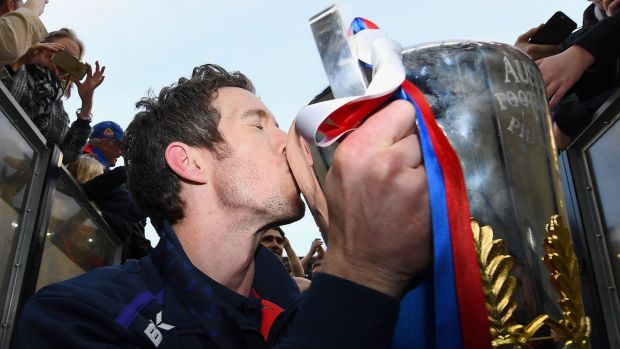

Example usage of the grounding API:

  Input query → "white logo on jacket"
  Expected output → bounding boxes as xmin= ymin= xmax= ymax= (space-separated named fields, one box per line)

xmin=144 ymin=311 xmax=174 ymax=347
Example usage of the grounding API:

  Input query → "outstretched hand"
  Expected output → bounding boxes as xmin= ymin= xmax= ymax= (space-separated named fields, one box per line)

xmin=322 ymin=100 xmax=430 ymax=298
xmin=75 ymin=61 xmax=106 ymax=108
xmin=307 ymin=238 xmax=324 ymax=258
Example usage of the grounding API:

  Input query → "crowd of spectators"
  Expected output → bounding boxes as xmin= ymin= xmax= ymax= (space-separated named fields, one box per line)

xmin=0 ymin=0 xmax=150 ymax=261
xmin=0 ymin=0 xmax=325 ymax=274
xmin=259 ymin=227 xmax=324 ymax=291
xmin=515 ymin=0 xmax=620 ymax=149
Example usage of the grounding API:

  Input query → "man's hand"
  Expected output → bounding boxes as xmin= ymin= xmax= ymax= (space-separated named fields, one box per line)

xmin=316 ymin=241 xmax=325 ymax=260
xmin=514 ymin=25 xmax=561 ymax=61
xmin=23 ymin=0 xmax=48 ymax=16
xmin=283 ymin=236 xmax=292 ymax=249
xmin=537 ymin=45 xmax=594 ymax=109
xmin=308 ymin=239 xmax=323 ymax=255
xmin=322 ymin=100 xmax=430 ymax=299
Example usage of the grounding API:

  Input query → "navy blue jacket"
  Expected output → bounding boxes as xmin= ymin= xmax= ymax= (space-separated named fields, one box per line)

xmin=13 ymin=223 xmax=399 ymax=348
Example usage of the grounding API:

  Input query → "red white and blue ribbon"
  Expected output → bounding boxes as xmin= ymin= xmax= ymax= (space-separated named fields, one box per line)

xmin=295 ymin=18 xmax=492 ymax=349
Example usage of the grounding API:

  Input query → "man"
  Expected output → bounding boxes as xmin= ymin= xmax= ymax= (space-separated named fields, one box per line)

xmin=83 ymin=120 xmax=124 ymax=169
xmin=260 ymin=227 xmax=312 ymax=292
xmin=260 ymin=227 xmax=305 ymax=277
xmin=300 ymin=238 xmax=324 ymax=273
xmin=0 ymin=0 xmax=48 ymax=65
xmin=81 ymin=120 xmax=151 ymax=260
xmin=13 ymin=64 xmax=430 ymax=348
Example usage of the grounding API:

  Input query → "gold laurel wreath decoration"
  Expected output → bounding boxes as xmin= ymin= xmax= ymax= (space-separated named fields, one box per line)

xmin=472 ymin=219 xmax=542 ymax=348
xmin=472 ymin=216 xmax=590 ymax=349
xmin=541 ymin=215 xmax=591 ymax=348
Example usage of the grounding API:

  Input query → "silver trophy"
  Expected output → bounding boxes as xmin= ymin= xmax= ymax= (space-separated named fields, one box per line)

xmin=286 ymin=5 xmax=589 ymax=348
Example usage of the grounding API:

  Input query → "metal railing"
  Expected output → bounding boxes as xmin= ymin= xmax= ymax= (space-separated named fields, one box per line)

xmin=0 ymin=83 xmax=121 ymax=348
xmin=560 ymin=87 xmax=620 ymax=349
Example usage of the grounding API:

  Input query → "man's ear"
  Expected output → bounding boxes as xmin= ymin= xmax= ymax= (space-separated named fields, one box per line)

xmin=164 ymin=142 xmax=209 ymax=184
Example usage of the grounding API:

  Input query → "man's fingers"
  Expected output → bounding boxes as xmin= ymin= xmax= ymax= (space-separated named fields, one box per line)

xmin=517 ymin=24 xmax=544 ymax=42
xmin=94 ymin=76 xmax=105 ymax=88
xmin=391 ymin=133 xmax=423 ymax=168
xmin=527 ymin=44 xmax=560 ymax=57
xmin=516 ymin=25 xmax=543 ymax=43
xmin=353 ymin=100 xmax=416 ymax=147
xmin=549 ymin=85 xmax=568 ymax=110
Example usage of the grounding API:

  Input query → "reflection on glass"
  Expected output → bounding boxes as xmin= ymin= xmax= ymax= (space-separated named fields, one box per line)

xmin=36 ymin=176 xmax=119 ymax=290
xmin=588 ymin=119 xmax=620 ymax=299
xmin=0 ymin=110 xmax=35 ymax=309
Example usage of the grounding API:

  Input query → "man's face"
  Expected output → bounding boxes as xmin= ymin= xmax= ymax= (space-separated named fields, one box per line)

xmin=211 ymin=87 xmax=304 ymax=224
xmin=260 ymin=229 xmax=284 ymax=257
xmin=99 ymin=138 xmax=122 ymax=167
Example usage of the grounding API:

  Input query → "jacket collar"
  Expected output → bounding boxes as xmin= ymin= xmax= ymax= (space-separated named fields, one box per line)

xmin=83 ymin=144 xmax=111 ymax=169
xmin=150 ymin=221 xmax=300 ymax=348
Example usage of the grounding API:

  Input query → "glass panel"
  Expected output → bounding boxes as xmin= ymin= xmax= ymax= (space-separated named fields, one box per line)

xmin=588 ymin=118 xmax=620 ymax=294
xmin=36 ymin=175 xmax=119 ymax=290
xmin=0 ymin=110 xmax=36 ymax=307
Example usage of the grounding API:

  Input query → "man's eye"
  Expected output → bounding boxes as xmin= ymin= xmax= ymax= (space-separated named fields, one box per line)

xmin=255 ymin=124 xmax=264 ymax=130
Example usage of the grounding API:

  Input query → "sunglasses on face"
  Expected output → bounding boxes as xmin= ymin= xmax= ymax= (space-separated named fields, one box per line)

xmin=261 ymin=235 xmax=284 ymax=245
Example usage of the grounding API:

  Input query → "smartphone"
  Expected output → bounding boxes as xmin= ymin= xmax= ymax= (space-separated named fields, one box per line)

xmin=529 ymin=11 xmax=577 ymax=45
xmin=51 ymin=51 xmax=88 ymax=80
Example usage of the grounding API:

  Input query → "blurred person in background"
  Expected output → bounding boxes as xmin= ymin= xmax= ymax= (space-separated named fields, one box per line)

xmin=516 ymin=0 xmax=620 ymax=149
xmin=83 ymin=121 xmax=123 ymax=169
xmin=260 ymin=227 xmax=306 ymax=278
xmin=0 ymin=28 xmax=105 ymax=164
xmin=67 ymin=154 xmax=104 ymax=184
xmin=0 ymin=0 xmax=48 ymax=64
xmin=80 ymin=121 xmax=151 ymax=261
xmin=300 ymin=238 xmax=324 ymax=275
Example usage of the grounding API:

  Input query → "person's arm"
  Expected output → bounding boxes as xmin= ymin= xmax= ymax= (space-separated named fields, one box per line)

xmin=12 ymin=293 xmax=144 ymax=348
xmin=538 ymin=10 xmax=620 ymax=108
xmin=0 ymin=0 xmax=48 ymax=65
xmin=284 ymin=237 xmax=305 ymax=277
xmin=82 ymin=166 xmax=127 ymax=201
xmin=74 ymin=61 xmax=106 ymax=120
xmin=300 ymin=238 xmax=323 ymax=271
xmin=573 ymin=9 xmax=620 ymax=67
xmin=274 ymin=101 xmax=430 ymax=348
xmin=59 ymin=118 xmax=91 ymax=164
